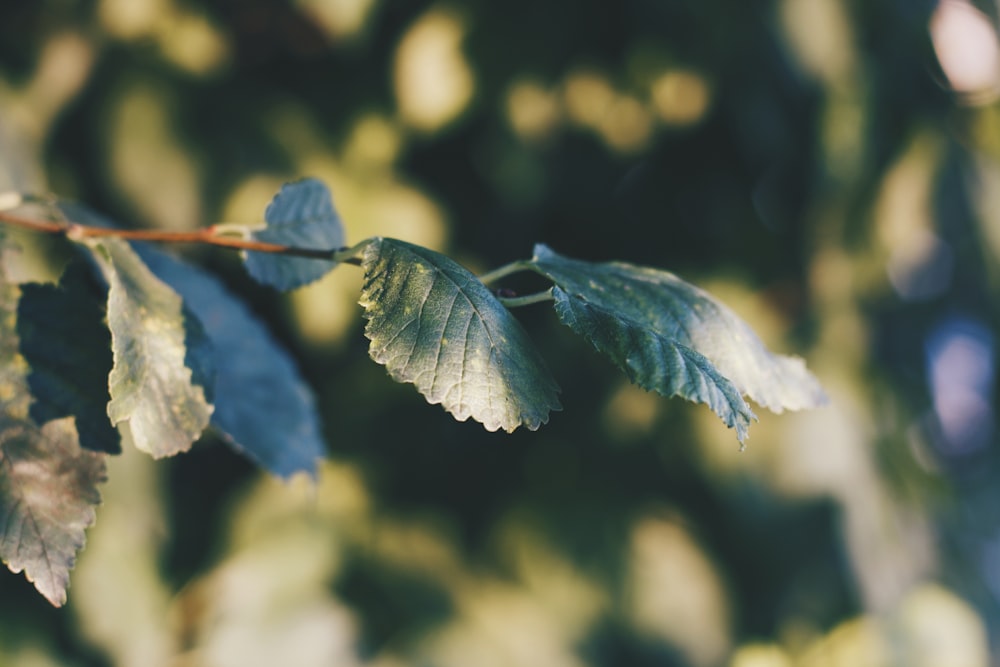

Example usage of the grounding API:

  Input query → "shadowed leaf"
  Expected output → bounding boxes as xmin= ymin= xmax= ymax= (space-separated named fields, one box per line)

xmin=138 ymin=245 xmax=326 ymax=478
xmin=244 ymin=178 xmax=345 ymax=290
xmin=0 ymin=268 xmax=105 ymax=607
xmin=360 ymin=238 xmax=561 ymax=432
xmin=16 ymin=261 xmax=119 ymax=454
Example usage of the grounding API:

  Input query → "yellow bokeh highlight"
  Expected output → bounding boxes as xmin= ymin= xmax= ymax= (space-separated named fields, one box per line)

xmin=730 ymin=643 xmax=793 ymax=667
xmin=627 ymin=514 xmax=731 ymax=667
xmin=495 ymin=518 xmax=608 ymax=635
xmin=505 ymin=79 xmax=562 ymax=142
xmin=394 ymin=9 xmax=475 ymax=132
xmin=296 ymin=0 xmax=379 ymax=41
xmin=418 ymin=580 xmax=588 ymax=667
xmin=99 ymin=0 xmax=230 ymax=76
xmin=873 ymin=130 xmax=944 ymax=297
xmin=798 ymin=617 xmax=889 ymax=667
xmin=72 ymin=444 xmax=178 ymax=667
xmin=600 ymin=94 xmax=654 ymax=154
xmin=155 ymin=10 xmax=230 ymax=76
xmin=563 ymin=69 xmax=656 ymax=153
xmin=563 ymin=69 xmax=616 ymax=129
xmin=98 ymin=0 xmax=169 ymax=40
xmin=651 ymin=69 xmax=712 ymax=126
xmin=343 ymin=113 xmax=404 ymax=168
xmin=778 ymin=0 xmax=856 ymax=86
xmin=894 ymin=584 xmax=989 ymax=667
xmin=108 ymin=82 xmax=204 ymax=230
xmin=603 ymin=381 xmax=661 ymax=440
xmin=177 ymin=462 xmax=367 ymax=667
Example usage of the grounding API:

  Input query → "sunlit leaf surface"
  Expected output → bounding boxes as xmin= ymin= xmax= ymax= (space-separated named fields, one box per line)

xmin=361 ymin=238 xmax=560 ymax=432
xmin=531 ymin=245 xmax=826 ymax=417
xmin=244 ymin=178 xmax=345 ymax=290
xmin=84 ymin=237 xmax=213 ymax=457
xmin=552 ymin=286 xmax=756 ymax=442
xmin=0 ymin=268 xmax=104 ymax=607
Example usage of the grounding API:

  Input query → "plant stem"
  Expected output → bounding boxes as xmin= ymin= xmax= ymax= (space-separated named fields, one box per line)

xmin=0 ymin=210 xmax=364 ymax=265
xmin=478 ymin=260 xmax=535 ymax=284
xmin=498 ymin=288 xmax=554 ymax=308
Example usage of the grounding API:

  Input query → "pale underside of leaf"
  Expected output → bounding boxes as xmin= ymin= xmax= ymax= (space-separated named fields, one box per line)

xmin=244 ymin=178 xmax=346 ymax=290
xmin=85 ymin=238 xmax=213 ymax=458
xmin=360 ymin=238 xmax=561 ymax=432
xmin=531 ymin=245 xmax=827 ymax=414
xmin=552 ymin=286 xmax=756 ymax=442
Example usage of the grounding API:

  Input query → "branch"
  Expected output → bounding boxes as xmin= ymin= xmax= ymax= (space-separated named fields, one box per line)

xmin=0 ymin=210 xmax=363 ymax=265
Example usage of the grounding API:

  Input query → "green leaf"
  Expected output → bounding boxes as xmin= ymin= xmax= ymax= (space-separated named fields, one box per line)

xmin=83 ymin=237 xmax=213 ymax=458
xmin=137 ymin=245 xmax=326 ymax=477
xmin=552 ymin=286 xmax=756 ymax=442
xmin=244 ymin=178 xmax=345 ymax=290
xmin=16 ymin=261 xmax=119 ymax=454
xmin=530 ymin=245 xmax=826 ymax=424
xmin=360 ymin=238 xmax=561 ymax=432
xmin=0 ymin=268 xmax=105 ymax=608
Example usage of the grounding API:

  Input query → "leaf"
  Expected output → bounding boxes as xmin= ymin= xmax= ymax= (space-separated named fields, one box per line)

xmin=530 ymin=245 xmax=826 ymax=417
xmin=552 ymin=286 xmax=756 ymax=442
xmin=56 ymin=200 xmax=323 ymax=476
xmin=0 ymin=267 xmax=105 ymax=607
xmin=83 ymin=237 xmax=213 ymax=458
xmin=16 ymin=261 xmax=119 ymax=454
xmin=137 ymin=245 xmax=326 ymax=478
xmin=360 ymin=238 xmax=561 ymax=432
xmin=244 ymin=179 xmax=345 ymax=290
xmin=0 ymin=416 xmax=106 ymax=606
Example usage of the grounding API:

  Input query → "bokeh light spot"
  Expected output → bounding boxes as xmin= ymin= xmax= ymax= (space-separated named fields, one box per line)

xmin=394 ymin=9 xmax=475 ymax=133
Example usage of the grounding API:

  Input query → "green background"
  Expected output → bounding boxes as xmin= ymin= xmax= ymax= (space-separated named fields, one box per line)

xmin=1 ymin=0 xmax=997 ymax=665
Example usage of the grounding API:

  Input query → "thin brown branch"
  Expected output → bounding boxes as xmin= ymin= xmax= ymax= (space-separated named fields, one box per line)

xmin=0 ymin=210 xmax=363 ymax=265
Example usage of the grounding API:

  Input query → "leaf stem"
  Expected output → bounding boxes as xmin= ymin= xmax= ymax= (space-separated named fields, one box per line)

xmin=499 ymin=288 xmax=554 ymax=308
xmin=478 ymin=260 xmax=535 ymax=284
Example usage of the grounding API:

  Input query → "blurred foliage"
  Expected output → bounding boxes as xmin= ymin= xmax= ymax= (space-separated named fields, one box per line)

xmin=1 ymin=0 xmax=999 ymax=665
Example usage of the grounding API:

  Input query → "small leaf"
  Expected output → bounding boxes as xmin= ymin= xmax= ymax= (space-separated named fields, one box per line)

xmin=531 ymin=245 xmax=826 ymax=418
xmin=137 ymin=245 xmax=326 ymax=477
xmin=244 ymin=178 xmax=345 ymax=290
xmin=361 ymin=238 xmax=561 ymax=432
xmin=17 ymin=261 xmax=119 ymax=454
xmin=83 ymin=237 xmax=213 ymax=458
xmin=552 ymin=286 xmax=756 ymax=442
xmin=0 ymin=416 xmax=106 ymax=606
xmin=0 ymin=269 xmax=105 ymax=607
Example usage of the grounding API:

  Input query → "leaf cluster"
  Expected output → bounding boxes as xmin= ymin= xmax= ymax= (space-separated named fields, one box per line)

xmin=0 ymin=179 xmax=826 ymax=606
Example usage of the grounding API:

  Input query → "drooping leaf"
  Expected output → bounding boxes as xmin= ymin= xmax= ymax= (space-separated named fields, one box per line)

xmin=244 ymin=178 xmax=345 ymax=290
xmin=0 ymin=267 xmax=105 ymax=607
xmin=83 ymin=237 xmax=213 ymax=458
xmin=552 ymin=286 xmax=756 ymax=442
xmin=137 ymin=245 xmax=326 ymax=478
xmin=16 ymin=261 xmax=119 ymax=454
xmin=530 ymin=245 xmax=827 ymax=416
xmin=57 ymin=200 xmax=324 ymax=476
xmin=360 ymin=238 xmax=561 ymax=432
